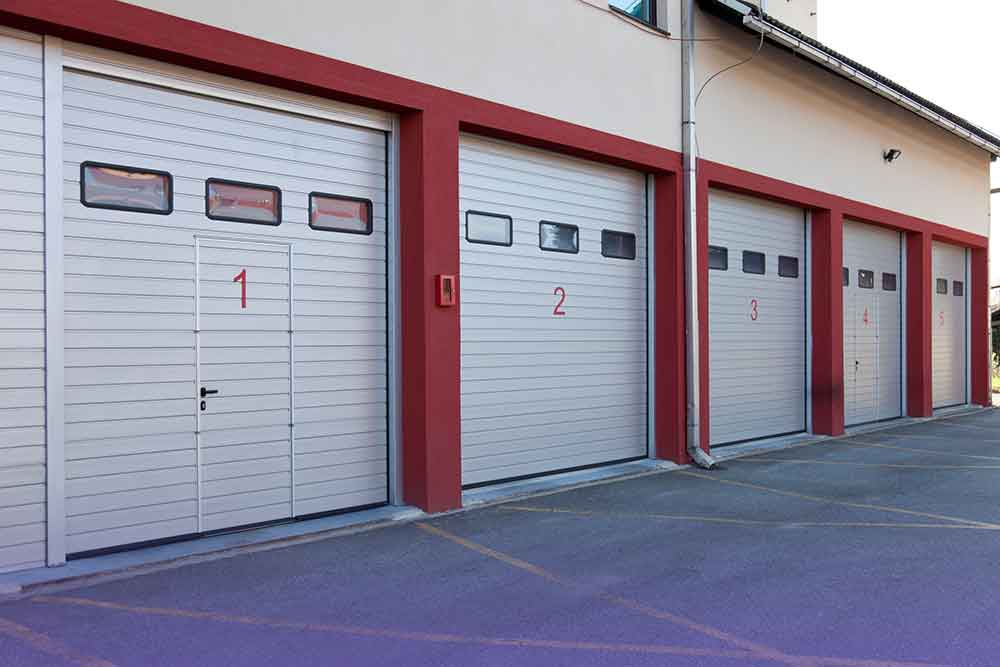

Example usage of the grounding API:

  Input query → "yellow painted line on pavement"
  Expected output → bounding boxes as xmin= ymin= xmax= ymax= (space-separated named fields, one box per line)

xmin=0 ymin=616 xmax=117 ymax=667
xmin=841 ymin=439 xmax=1000 ymax=462
xmin=676 ymin=471 xmax=1000 ymax=529
xmin=500 ymin=505 xmax=1000 ymax=531
xmin=736 ymin=458 xmax=1000 ymax=471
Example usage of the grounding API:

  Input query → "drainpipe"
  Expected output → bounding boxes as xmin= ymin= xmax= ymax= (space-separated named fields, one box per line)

xmin=682 ymin=0 xmax=717 ymax=469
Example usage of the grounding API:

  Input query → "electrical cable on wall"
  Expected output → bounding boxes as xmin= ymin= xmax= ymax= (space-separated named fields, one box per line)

xmin=694 ymin=30 xmax=765 ymax=156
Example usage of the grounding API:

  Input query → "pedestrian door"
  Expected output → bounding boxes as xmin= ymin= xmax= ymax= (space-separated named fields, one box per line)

xmin=932 ymin=242 xmax=968 ymax=408
xmin=197 ymin=238 xmax=293 ymax=532
xmin=842 ymin=221 xmax=903 ymax=426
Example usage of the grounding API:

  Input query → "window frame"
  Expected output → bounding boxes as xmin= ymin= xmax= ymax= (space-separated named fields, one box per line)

xmin=741 ymin=250 xmax=766 ymax=275
xmin=205 ymin=177 xmax=282 ymax=226
xmin=608 ymin=0 xmax=657 ymax=26
xmin=858 ymin=269 xmax=875 ymax=290
xmin=80 ymin=161 xmax=173 ymax=215
xmin=538 ymin=221 xmax=580 ymax=255
xmin=953 ymin=280 xmax=965 ymax=297
xmin=936 ymin=278 xmax=949 ymax=295
xmin=601 ymin=229 xmax=637 ymax=260
xmin=309 ymin=191 xmax=374 ymax=235
xmin=882 ymin=272 xmax=898 ymax=292
xmin=465 ymin=210 xmax=513 ymax=247
xmin=778 ymin=255 xmax=800 ymax=279
xmin=708 ymin=245 xmax=729 ymax=271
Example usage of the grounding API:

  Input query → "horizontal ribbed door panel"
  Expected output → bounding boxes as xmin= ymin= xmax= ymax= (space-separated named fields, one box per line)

xmin=932 ymin=242 xmax=968 ymax=409
xmin=63 ymin=71 xmax=388 ymax=554
xmin=842 ymin=220 xmax=902 ymax=426
xmin=459 ymin=135 xmax=647 ymax=486
xmin=708 ymin=190 xmax=807 ymax=446
xmin=0 ymin=28 xmax=46 ymax=572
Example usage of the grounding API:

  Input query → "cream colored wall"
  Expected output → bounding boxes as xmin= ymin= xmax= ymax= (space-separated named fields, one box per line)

xmin=764 ymin=0 xmax=817 ymax=38
xmin=122 ymin=0 xmax=684 ymax=151
xmin=694 ymin=11 xmax=991 ymax=237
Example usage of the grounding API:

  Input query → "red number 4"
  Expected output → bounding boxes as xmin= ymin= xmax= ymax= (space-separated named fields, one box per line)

xmin=233 ymin=269 xmax=247 ymax=309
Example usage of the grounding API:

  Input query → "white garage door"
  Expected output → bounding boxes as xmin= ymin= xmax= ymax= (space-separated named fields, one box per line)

xmin=932 ymin=242 xmax=968 ymax=409
xmin=842 ymin=221 xmax=903 ymax=426
xmin=62 ymin=72 xmax=389 ymax=554
xmin=458 ymin=135 xmax=648 ymax=486
xmin=708 ymin=190 xmax=807 ymax=446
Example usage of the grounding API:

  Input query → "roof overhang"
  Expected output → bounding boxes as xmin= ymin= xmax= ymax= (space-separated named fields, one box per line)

xmin=704 ymin=0 xmax=1000 ymax=158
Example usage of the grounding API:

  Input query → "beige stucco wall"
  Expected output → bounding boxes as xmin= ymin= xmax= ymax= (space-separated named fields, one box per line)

xmin=694 ymin=11 xmax=991 ymax=237
xmin=122 ymin=0 xmax=684 ymax=152
xmin=120 ymin=0 xmax=989 ymax=237
xmin=763 ymin=0 xmax=817 ymax=38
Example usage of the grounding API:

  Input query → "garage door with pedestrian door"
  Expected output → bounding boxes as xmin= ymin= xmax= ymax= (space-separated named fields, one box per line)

xmin=61 ymin=68 xmax=390 ymax=554
xmin=707 ymin=190 xmax=807 ymax=446
xmin=458 ymin=135 xmax=648 ymax=486
xmin=842 ymin=220 xmax=903 ymax=426
xmin=932 ymin=242 xmax=968 ymax=409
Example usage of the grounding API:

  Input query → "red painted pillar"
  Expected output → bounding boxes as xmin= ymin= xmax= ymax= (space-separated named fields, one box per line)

xmin=906 ymin=231 xmax=933 ymax=417
xmin=399 ymin=109 xmax=462 ymax=513
xmin=654 ymin=171 xmax=687 ymax=463
xmin=811 ymin=209 xmax=845 ymax=436
xmin=970 ymin=247 xmax=991 ymax=406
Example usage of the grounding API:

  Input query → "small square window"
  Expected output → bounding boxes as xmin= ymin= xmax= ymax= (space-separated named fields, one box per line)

xmin=953 ymin=281 xmax=964 ymax=297
xmin=539 ymin=221 xmax=579 ymax=254
xmin=936 ymin=279 xmax=949 ymax=295
xmin=742 ymin=251 xmax=765 ymax=275
xmin=310 ymin=193 xmax=372 ymax=234
xmin=778 ymin=256 xmax=799 ymax=279
xmin=843 ymin=267 xmax=850 ymax=287
xmin=609 ymin=0 xmax=655 ymax=24
xmin=206 ymin=179 xmax=281 ymax=225
xmin=882 ymin=273 xmax=897 ymax=292
xmin=81 ymin=162 xmax=172 ymax=214
xmin=708 ymin=245 xmax=728 ymax=271
xmin=466 ymin=211 xmax=513 ymax=246
xmin=601 ymin=230 xmax=636 ymax=260
xmin=858 ymin=270 xmax=875 ymax=289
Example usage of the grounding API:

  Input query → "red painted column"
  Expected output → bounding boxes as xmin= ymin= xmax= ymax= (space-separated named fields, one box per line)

xmin=399 ymin=109 xmax=462 ymax=513
xmin=811 ymin=209 xmax=845 ymax=436
xmin=654 ymin=172 xmax=687 ymax=463
xmin=906 ymin=231 xmax=934 ymax=417
xmin=970 ymin=247 xmax=991 ymax=406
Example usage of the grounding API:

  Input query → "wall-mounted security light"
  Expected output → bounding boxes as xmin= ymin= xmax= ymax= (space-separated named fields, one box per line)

xmin=883 ymin=149 xmax=902 ymax=163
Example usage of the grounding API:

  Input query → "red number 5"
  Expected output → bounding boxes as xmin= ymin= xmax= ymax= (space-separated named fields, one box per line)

xmin=553 ymin=287 xmax=567 ymax=316
xmin=750 ymin=298 xmax=759 ymax=321
xmin=233 ymin=269 xmax=247 ymax=309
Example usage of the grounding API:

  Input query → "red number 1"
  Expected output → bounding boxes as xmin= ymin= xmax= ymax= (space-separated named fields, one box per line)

xmin=233 ymin=269 xmax=247 ymax=309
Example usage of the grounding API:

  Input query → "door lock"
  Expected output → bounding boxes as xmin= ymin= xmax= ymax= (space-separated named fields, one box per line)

xmin=200 ymin=387 xmax=219 ymax=398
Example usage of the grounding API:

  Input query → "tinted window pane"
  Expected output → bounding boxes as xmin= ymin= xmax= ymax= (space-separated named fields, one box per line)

xmin=936 ymin=279 xmax=949 ymax=295
xmin=601 ymin=230 xmax=636 ymax=260
xmin=843 ymin=267 xmax=850 ymax=287
xmin=466 ymin=211 xmax=512 ymax=246
xmin=882 ymin=273 xmax=897 ymax=291
xmin=742 ymin=251 xmax=765 ymax=275
xmin=708 ymin=245 xmax=728 ymax=271
xmin=310 ymin=194 xmax=372 ymax=234
xmin=81 ymin=163 xmax=171 ymax=214
xmin=953 ymin=281 xmax=964 ymax=297
xmin=858 ymin=270 xmax=875 ymax=289
xmin=539 ymin=222 xmax=579 ymax=254
xmin=206 ymin=180 xmax=280 ymax=225
xmin=609 ymin=0 xmax=652 ymax=22
xmin=778 ymin=256 xmax=799 ymax=278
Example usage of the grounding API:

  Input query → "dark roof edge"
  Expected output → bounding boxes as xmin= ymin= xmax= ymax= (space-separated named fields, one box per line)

xmin=698 ymin=0 xmax=1000 ymax=155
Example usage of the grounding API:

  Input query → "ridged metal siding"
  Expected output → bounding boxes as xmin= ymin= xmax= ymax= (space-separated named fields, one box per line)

xmin=931 ymin=242 xmax=968 ymax=409
xmin=0 ymin=28 xmax=46 ymax=572
xmin=842 ymin=220 xmax=902 ymax=426
xmin=708 ymin=190 xmax=807 ymax=446
xmin=458 ymin=135 xmax=648 ymax=486
xmin=62 ymin=72 xmax=388 ymax=553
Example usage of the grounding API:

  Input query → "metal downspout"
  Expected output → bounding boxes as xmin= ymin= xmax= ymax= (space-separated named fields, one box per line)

xmin=682 ymin=0 xmax=717 ymax=469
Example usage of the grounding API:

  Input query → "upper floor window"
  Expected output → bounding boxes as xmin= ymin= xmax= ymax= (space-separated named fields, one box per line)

xmin=609 ymin=0 xmax=655 ymax=24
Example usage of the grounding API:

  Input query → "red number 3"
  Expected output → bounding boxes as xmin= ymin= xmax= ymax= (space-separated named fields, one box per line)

xmin=233 ymin=269 xmax=247 ymax=309
xmin=750 ymin=298 xmax=759 ymax=321
xmin=553 ymin=287 xmax=567 ymax=316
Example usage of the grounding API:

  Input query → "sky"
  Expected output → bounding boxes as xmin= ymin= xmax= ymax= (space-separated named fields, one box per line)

xmin=817 ymin=0 xmax=1000 ymax=285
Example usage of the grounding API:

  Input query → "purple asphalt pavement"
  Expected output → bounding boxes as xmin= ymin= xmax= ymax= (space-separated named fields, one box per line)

xmin=2 ymin=409 xmax=1000 ymax=666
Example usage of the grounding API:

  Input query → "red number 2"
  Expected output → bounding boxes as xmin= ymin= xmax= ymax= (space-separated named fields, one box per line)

xmin=863 ymin=308 xmax=870 ymax=326
xmin=233 ymin=269 xmax=247 ymax=309
xmin=750 ymin=299 xmax=759 ymax=321
xmin=553 ymin=287 xmax=567 ymax=316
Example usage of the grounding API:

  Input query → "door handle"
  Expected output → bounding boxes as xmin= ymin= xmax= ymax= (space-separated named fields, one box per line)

xmin=200 ymin=387 xmax=219 ymax=397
